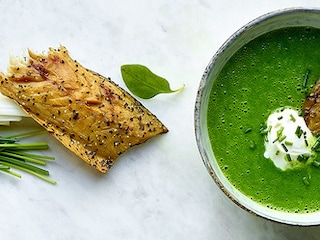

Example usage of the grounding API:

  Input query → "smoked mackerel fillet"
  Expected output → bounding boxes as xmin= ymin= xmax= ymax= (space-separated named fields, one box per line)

xmin=0 ymin=46 xmax=168 ymax=173
xmin=303 ymin=80 xmax=320 ymax=135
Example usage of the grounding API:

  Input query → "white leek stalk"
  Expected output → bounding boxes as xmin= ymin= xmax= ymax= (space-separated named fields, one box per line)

xmin=0 ymin=93 xmax=28 ymax=125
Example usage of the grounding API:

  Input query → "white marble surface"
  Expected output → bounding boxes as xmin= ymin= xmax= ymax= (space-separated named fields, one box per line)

xmin=1 ymin=1 xmax=320 ymax=239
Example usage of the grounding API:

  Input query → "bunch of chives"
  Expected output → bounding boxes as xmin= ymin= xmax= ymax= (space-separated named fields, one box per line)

xmin=0 ymin=130 xmax=56 ymax=184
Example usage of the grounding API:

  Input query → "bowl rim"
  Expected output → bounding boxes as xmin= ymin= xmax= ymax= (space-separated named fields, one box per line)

xmin=195 ymin=7 xmax=320 ymax=226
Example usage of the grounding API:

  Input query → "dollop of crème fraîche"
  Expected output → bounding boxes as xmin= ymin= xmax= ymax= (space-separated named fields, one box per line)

xmin=264 ymin=108 xmax=315 ymax=170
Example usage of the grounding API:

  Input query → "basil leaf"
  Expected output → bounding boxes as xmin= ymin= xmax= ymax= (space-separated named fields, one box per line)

xmin=121 ymin=64 xmax=184 ymax=99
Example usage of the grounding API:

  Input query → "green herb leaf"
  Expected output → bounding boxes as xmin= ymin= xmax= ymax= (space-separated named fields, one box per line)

xmin=120 ymin=64 xmax=184 ymax=99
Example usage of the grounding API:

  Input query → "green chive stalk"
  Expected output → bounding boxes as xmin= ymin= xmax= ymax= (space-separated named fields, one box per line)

xmin=0 ymin=130 xmax=56 ymax=184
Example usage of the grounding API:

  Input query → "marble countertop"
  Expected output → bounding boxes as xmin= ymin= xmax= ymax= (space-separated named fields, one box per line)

xmin=2 ymin=1 xmax=320 ymax=239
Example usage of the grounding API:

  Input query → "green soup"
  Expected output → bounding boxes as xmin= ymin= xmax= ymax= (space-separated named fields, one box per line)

xmin=207 ymin=27 xmax=320 ymax=213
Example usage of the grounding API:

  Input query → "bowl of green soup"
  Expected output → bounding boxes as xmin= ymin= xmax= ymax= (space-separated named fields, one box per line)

xmin=195 ymin=8 xmax=320 ymax=225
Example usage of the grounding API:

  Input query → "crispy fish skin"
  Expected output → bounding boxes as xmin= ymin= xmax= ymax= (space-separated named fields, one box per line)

xmin=303 ymin=79 xmax=320 ymax=135
xmin=0 ymin=46 xmax=168 ymax=173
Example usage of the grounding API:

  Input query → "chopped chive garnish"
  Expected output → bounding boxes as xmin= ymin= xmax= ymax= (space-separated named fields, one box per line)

xmin=295 ymin=126 xmax=303 ymax=138
xmin=297 ymin=154 xmax=309 ymax=162
xmin=313 ymin=160 xmax=320 ymax=167
xmin=279 ymin=135 xmax=287 ymax=142
xmin=245 ymin=128 xmax=252 ymax=134
xmin=290 ymin=114 xmax=296 ymax=122
xmin=277 ymin=127 xmax=284 ymax=137
xmin=312 ymin=141 xmax=320 ymax=152
xmin=304 ymin=131 xmax=307 ymax=138
xmin=285 ymin=154 xmax=292 ymax=162
xmin=284 ymin=141 xmax=293 ymax=146
xmin=303 ymin=176 xmax=310 ymax=186
xmin=276 ymin=150 xmax=280 ymax=156
xmin=302 ymin=69 xmax=310 ymax=88
xmin=249 ymin=140 xmax=256 ymax=150
xmin=277 ymin=116 xmax=283 ymax=120
xmin=312 ymin=141 xmax=320 ymax=151
xmin=259 ymin=126 xmax=271 ymax=135
xmin=281 ymin=143 xmax=288 ymax=152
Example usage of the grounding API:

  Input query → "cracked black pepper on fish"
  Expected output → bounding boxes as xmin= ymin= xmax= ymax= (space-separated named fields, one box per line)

xmin=0 ymin=46 xmax=168 ymax=173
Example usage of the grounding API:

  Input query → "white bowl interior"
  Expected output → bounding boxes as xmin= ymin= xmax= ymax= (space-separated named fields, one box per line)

xmin=195 ymin=8 xmax=320 ymax=226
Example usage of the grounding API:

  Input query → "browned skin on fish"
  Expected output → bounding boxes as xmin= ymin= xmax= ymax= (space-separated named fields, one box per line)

xmin=303 ymin=79 xmax=320 ymax=135
xmin=0 ymin=46 xmax=168 ymax=173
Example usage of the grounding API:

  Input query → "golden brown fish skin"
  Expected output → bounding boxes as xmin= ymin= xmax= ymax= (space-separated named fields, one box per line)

xmin=303 ymin=79 xmax=320 ymax=135
xmin=0 ymin=46 xmax=168 ymax=173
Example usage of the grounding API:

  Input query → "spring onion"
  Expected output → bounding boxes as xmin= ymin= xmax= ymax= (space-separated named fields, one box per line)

xmin=0 ymin=130 xmax=55 ymax=184
xmin=302 ymin=69 xmax=310 ymax=88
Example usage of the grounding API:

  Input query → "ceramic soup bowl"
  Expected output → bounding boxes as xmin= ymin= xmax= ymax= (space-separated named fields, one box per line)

xmin=195 ymin=8 xmax=320 ymax=225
